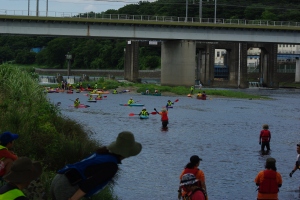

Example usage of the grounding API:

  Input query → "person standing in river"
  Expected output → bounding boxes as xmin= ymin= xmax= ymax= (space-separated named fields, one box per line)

xmin=289 ymin=143 xmax=300 ymax=178
xmin=154 ymin=107 xmax=169 ymax=129
xmin=254 ymin=157 xmax=282 ymax=200
xmin=179 ymin=155 xmax=207 ymax=199
xmin=259 ymin=124 xmax=271 ymax=152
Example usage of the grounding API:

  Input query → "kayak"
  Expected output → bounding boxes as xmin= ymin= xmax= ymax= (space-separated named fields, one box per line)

xmin=166 ymin=106 xmax=173 ymax=109
xmin=140 ymin=115 xmax=149 ymax=119
xmin=197 ymin=96 xmax=207 ymax=100
xmin=119 ymin=103 xmax=144 ymax=106
xmin=87 ymin=100 xmax=97 ymax=103
xmin=72 ymin=104 xmax=89 ymax=108
xmin=95 ymin=97 xmax=103 ymax=100
xmin=96 ymin=91 xmax=110 ymax=94
xmin=67 ymin=90 xmax=73 ymax=94
xmin=85 ymin=93 xmax=98 ymax=96
xmin=141 ymin=92 xmax=161 ymax=96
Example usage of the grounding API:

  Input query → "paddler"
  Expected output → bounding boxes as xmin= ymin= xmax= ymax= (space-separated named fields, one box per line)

xmin=97 ymin=93 xmax=102 ymax=99
xmin=74 ymin=98 xmax=80 ymax=107
xmin=166 ymin=100 xmax=174 ymax=110
xmin=139 ymin=107 xmax=149 ymax=116
xmin=88 ymin=95 xmax=93 ymax=100
xmin=127 ymin=97 xmax=134 ymax=105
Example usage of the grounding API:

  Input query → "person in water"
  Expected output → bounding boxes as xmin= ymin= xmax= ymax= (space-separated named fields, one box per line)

xmin=166 ymin=100 xmax=174 ymax=109
xmin=254 ymin=157 xmax=282 ymax=200
xmin=88 ymin=95 xmax=93 ymax=100
xmin=97 ymin=93 xmax=102 ymax=99
xmin=259 ymin=124 xmax=271 ymax=152
xmin=155 ymin=107 xmax=168 ymax=128
xmin=179 ymin=173 xmax=206 ymax=200
xmin=289 ymin=143 xmax=300 ymax=178
xmin=127 ymin=97 xmax=134 ymax=105
xmin=179 ymin=155 xmax=207 ymax=199
xmin=139 ymin=107 xmax=149 ymax=116
xmin=113 ymin=89 xmax=118 ymax=94
xmin=74 ymin=98 xmax=80 ymax=107
xmin=50 ymin=131 xmax=142 ymax=200
xmin=145 ymin=89 xmax=149 ymax=94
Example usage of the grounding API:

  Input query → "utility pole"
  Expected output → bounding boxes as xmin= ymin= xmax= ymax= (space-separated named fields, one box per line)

xmin=36 ymin=0 xmax=39 ymax=16
xmin=28 ymin=0 xmax=30 ymax=16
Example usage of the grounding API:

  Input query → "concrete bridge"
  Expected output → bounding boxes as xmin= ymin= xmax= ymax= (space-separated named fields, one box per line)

xmin=1 ymin=13 xmax=300 ymax=88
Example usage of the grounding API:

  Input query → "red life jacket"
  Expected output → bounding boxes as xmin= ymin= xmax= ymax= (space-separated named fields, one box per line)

xmin=259 ymin=170 xmax=278 ymax=194
xmin=161 ymin=112 xmax=168 ymax=121
xmin=261 ymin=130 xmax=270 ymax=142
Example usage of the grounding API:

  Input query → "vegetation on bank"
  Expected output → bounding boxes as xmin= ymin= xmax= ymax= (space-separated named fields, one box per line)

xmin=0 ymin=64 xmax=117 ymax=199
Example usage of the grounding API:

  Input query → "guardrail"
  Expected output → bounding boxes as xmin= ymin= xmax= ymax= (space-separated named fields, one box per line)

xmin=1 ymin=9 xmax=300 ymax=28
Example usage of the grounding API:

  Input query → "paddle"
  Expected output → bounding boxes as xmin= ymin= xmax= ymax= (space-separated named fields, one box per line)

xmin=129 ymin=112 xmax=156 ymax=116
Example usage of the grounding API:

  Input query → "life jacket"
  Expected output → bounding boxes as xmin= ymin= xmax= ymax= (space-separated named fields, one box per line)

xmin=167 ymin=102 xmax=172 ymax=106
xmin=0 ymin=188 xmax=25 ymax=200
xmin=261 ymin=130 xmax=270 ymax=142
xmin=160 ymin=112 xmax=168 ymax=121
xmin=58 ymin=153 xmax=118 ymax=197
xmin=258 ymin=170 xmax=278 ymax=194
xmin=113 ymin=90 xmax=117 ymax=94
xmin=128 ymin=100 xmax=134 ymax=104
xmin=141 ymin=110 xmax=148 ymax=115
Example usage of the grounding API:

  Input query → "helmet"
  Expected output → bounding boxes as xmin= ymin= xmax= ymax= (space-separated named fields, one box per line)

xmin=130 ymin=97 xmax=133 ymax=99
xmin=180 ymin=173 xmax=198 ymax=186
xmin=142 ymin=107 xmax=146 ymax=109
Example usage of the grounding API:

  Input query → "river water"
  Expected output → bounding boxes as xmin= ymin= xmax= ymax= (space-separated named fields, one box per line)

xmin=47 ymin=88 xmax=300 ymax=200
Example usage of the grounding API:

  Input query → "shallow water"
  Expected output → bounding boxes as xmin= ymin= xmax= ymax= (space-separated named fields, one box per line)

xmin=48 ymin=88 xmax=300 ymax=200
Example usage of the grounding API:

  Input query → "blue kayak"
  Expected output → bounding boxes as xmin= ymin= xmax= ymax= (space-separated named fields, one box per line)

xmin=140 ymin=115 xmax=149 ymax=119
xmin=119 ymin=103 xmax=144 ymax=106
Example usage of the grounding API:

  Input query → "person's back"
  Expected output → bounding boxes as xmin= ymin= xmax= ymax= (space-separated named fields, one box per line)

xmin=0 ymin=132 xmax=19 ymax=177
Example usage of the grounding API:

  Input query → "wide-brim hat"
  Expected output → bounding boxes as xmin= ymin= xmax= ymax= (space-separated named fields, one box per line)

xmin=107 ymin=131 xmax=142 ymax=158
xmin=4 ymin=157 xmax=42 ymax=183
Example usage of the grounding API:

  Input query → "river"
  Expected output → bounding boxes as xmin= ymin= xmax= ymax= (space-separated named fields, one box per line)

xmin=47 ymin=88 xmax=300 ymax=200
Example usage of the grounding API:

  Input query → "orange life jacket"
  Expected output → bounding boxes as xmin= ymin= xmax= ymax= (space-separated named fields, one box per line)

xmin=258 ymin=170 xmax=278 ymax=194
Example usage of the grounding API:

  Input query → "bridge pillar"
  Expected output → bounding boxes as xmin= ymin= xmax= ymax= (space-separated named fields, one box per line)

xmin=124 ymin=41 xmax=139 ymax=82
xmin=161 ymin=40 xmax=196 ymax=86
xmin=260 ymin=44 xmax=278 ymax=88
xmin=296 ymin=58 xmax=300 ymax=82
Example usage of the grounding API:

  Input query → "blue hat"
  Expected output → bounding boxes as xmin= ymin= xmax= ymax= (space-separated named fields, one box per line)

xmin=0 ymin=131 xmax=19 ymax=145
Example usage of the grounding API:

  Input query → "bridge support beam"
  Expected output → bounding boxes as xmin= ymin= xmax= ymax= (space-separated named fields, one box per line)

xmin=260 ymin=44 xmax=278 ymax=87
xmin=161 ymin=40 xmax=196 ymax=86
xmin=296 ymin=58 xmax=300 ymax=82
xmin=124 ymin=41 xmax=139 ymax=82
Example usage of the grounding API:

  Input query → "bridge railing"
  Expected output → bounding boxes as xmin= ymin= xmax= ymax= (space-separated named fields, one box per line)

xmin=2 ymin=9 xmax=300 ymax=28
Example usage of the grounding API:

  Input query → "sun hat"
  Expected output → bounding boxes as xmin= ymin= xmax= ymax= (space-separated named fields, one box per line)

xmin=3 ymin=157 xmax=42 ymax=183
xmin=180 ymin=173 xmax=198 ymax=186
xmin=0 ymin=131 xmax=19 ymax=146
xmin=107 ymin=131 xmax=142 ymax=158
xmin=190 ymin=155 xmax=202 ymax=164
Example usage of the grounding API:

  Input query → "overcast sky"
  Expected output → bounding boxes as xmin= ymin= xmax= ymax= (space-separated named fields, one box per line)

xmin=0 ymin=0 xmax=156 ymax=16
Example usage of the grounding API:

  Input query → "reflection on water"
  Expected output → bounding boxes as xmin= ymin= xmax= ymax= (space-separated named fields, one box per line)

xmin=47 ymin=88 xmax=300 ymax=200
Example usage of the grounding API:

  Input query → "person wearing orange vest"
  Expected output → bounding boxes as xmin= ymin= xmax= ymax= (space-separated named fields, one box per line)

xmin=154 ymin=107 xmax=168 ymax=128
xmin=254 ymin=157 xmax=282 ymax=200
xmin=179 ymin=155 xmax=207 ymax=199
xmin=259 ymin=124 xmax=271 ymax=152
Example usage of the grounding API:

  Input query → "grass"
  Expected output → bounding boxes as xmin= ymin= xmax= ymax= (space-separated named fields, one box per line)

xmin=0 ymin=64 xmax=118 ymax=199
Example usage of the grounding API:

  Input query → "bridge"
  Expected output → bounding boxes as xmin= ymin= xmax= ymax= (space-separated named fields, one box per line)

xmin=1 ymin=11 xmax=300 ymax=88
